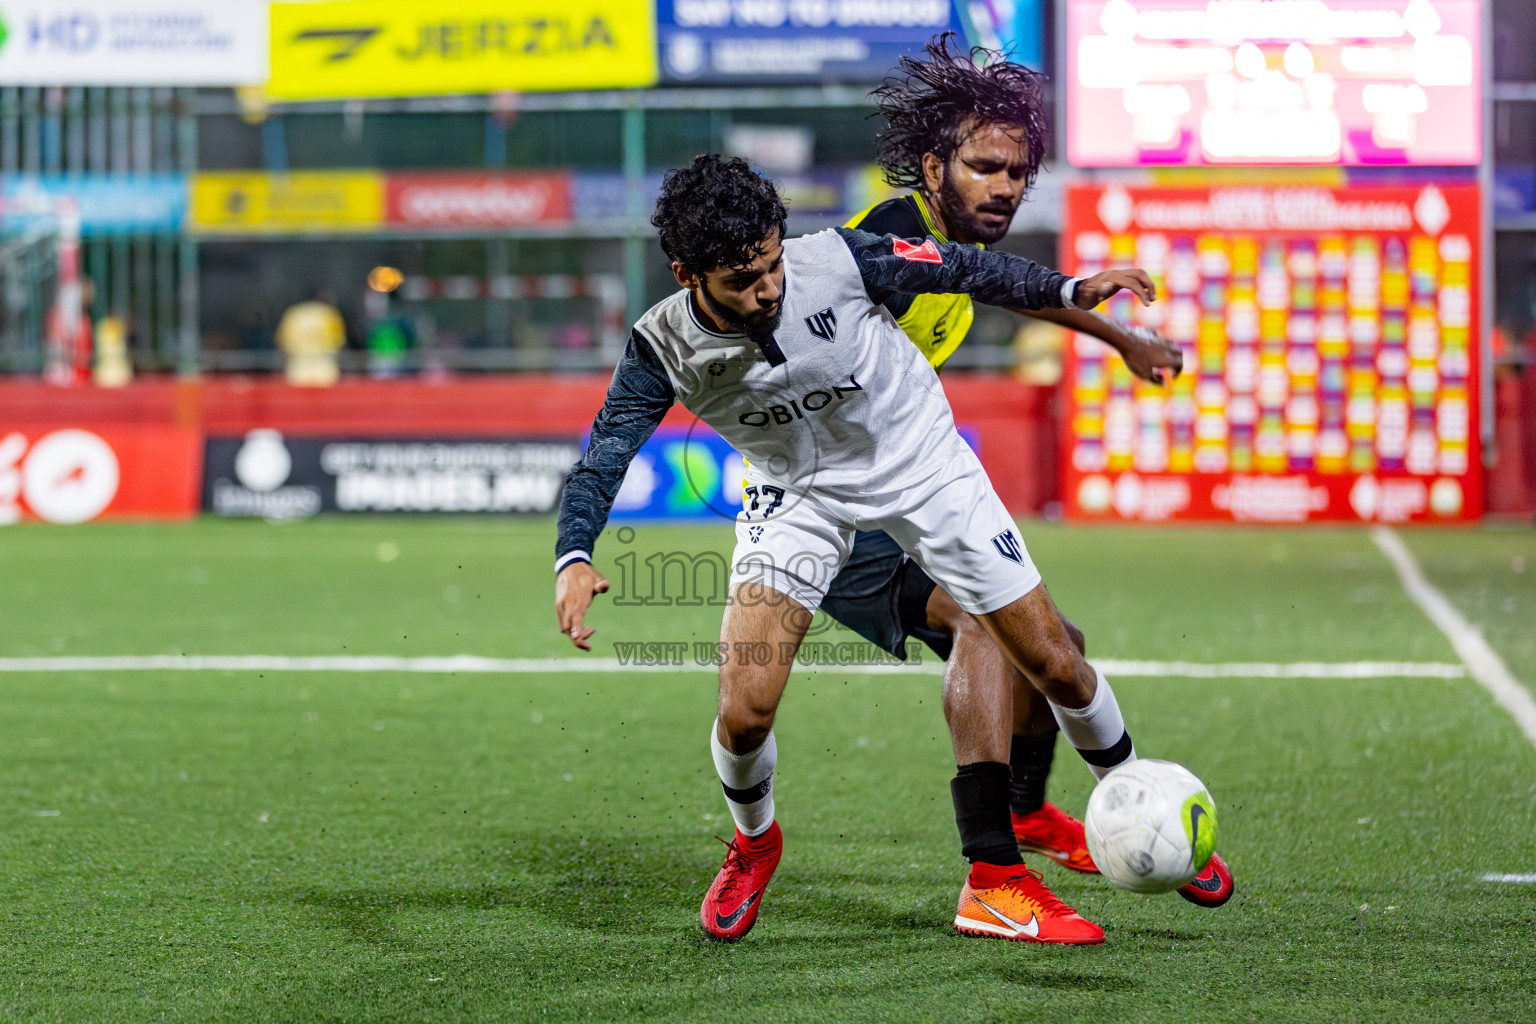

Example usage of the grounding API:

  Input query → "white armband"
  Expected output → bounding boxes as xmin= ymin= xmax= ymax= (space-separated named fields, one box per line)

xmin=555 ymin=550 xmax=592 ymax=574
xmin=1061 ymin=277 xmax=1082 ymax=309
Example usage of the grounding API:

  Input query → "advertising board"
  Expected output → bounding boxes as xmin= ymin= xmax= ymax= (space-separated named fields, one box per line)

xmin=189 ymin=172 xmax=385 ymax=234
xmin=192 ymin=171 xmax=581 ymax=234
xmin=1065 ymin=0 xmax=1481 ymax=166
xmin=267 ymin=0 xmax=657 ymax=99
xmin=0 ymin=426 xmax=200 ymax=523
xmin=203 ymin=432 xmax=582 ymax=518
xmin=384 ymin=173 xmax=572 ymax=229
xmin=656 ymin=0 xmax=972 ymax=84
xmin=1062 ymin=182 xmax=1482 ymax=523
xmin=0 ymin=175 xmax=185 ymax=236
xmin=0 ymin=0 xmax=267 ymax=85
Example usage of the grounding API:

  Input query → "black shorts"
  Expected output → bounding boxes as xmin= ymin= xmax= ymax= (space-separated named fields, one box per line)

xmin=817 ymin=529 xmax=954 ymax=661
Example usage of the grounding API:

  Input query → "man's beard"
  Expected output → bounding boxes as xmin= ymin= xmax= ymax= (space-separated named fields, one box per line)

xmin=935 ymin=171 xmax=1018 ymax=246
xmin=699 ymin=282 xmax=783 ymax=344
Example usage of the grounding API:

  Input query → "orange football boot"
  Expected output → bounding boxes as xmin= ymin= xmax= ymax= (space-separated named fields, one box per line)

xmin=954 ymin=862 xmax=1105 ymax=945
xmin=1012 ymin=802 xmax=1099 ymax=874
xmin=700 ymin=822 xmax=782 ymax=941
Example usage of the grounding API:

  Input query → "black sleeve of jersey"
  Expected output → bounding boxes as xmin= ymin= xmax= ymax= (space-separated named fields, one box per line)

xmin=847 ymin=198 xmax=929 ymax=320
xmin=835 ymin=226 xmax=1073 ymax=311
xmin=554 ymin=330 xmax=675 ymax=564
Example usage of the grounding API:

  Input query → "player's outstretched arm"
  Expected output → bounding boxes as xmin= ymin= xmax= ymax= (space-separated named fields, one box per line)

xmin=556 ymin=561 xmax=610 ymax=651
xmin=553 ymin=329 xmax=675 ymax=650
xmin=836 ymin=227 xmax=1157 ymax=313
xmin=1016 ymin=307 xmax=1183 ymax=385
xmin=1072 ymin=269 xmax=1157 ymax=309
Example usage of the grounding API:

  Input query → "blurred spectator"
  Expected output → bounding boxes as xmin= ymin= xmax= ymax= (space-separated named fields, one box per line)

xmin=366 ymin=317 xmax=411 ymax=378
xmin=44 ymin=277 xmax=94 ymax=387
xmin=93 ymin=315 xmax=132 ymax=388
xmin=1011 ymin=318 xmax=1066 ymax=386
xmin=277 ymin=289 xmax=346 ymax=387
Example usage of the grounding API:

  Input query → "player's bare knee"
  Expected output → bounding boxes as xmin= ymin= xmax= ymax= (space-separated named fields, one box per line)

xmin=717 ymin=685 xmax=777 ymax=750
xmin=718 ymin=708 xmax=774 ymax=752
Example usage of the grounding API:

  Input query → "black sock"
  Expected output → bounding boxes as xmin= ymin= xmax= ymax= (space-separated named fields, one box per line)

xmin=951 ymin=761 xmax=1023 ymax=866
xmin=1009 ymin=732 xmax=1057 ymax=816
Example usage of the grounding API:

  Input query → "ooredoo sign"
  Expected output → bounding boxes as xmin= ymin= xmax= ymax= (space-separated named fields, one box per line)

xmin=0 ymin=427 xmax=200 ymax=523
xmin=384 ymin=173 xmax=572 ymax=228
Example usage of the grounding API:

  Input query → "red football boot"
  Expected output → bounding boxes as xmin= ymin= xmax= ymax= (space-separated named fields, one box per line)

xmin=1012 ymin=802 xmax=1099 ymax=875
xmin=700 ymin=821 xmax=782 ymax=941
xmin=954 ymin=862 xmax=1105 ymax=945
xmin=1177 ymin=851 xmax=1234 ymax=907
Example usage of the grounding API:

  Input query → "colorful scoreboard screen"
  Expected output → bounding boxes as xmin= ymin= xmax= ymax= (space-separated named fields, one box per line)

xmin=1065 ymin=0 xmax=1481 ymax=167
xmin=1062 ymin=182 xmax=1482 ymax=523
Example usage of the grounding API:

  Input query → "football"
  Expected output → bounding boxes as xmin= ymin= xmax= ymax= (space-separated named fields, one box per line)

xmin=1084 ymin=759 xmax=1219 ymax=894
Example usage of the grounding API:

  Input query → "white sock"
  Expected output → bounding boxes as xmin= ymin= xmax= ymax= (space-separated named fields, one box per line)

xmin=710 ymin=718 xmax=777 ymax=837
xmin=1050 ymin=666 xmax=1137 ymax=780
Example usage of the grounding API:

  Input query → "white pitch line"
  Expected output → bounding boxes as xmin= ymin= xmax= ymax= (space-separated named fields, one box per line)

xmin=1372 ymin=525 xmax=1536 ymax=749
xmin=0 ymin=654 xmax=1466 ymax=679
xmin=1094 ymin=659 xmax=1465 ymax=680
xmin=1481 ymin=873 xmax=1536 ymax=883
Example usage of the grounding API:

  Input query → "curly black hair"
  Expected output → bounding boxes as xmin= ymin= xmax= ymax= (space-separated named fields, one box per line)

xmin=870 ymin=32 xmax=1050 ymax=191
xmin=651 ymin=155 xmax=788 ymax=274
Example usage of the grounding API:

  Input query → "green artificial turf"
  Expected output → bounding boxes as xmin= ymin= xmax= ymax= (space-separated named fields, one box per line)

xmin=0 ymin=519 xmax=1532 ymax=1022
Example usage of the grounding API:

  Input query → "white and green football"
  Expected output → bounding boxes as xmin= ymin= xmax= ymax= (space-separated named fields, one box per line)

xmin=1084 ymin=758 xmax=1218 ymax=894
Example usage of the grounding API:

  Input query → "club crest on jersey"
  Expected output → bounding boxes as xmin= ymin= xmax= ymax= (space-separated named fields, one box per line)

xmin=804 ymin=306 xmax=837 ymax=341
xmin=893 ymin=237 xmax=943 ymax=264
xmin=992 ymin=529 xmax=1024 ymax=565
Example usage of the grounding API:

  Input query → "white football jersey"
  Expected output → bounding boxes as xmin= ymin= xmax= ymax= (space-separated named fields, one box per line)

xmin=635 ymin=229 xmax=967 ymax=502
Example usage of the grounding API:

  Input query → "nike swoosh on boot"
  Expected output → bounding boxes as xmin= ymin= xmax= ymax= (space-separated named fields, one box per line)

xmin=714 ymin=888 xmax=763 ymax=931
xmin=972 ymin=895 xmax=1040 ymax=938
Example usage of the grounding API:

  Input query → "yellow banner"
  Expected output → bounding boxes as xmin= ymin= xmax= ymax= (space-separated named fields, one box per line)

xmin=190 ymin=172 xmax=386 ymax=233
xmin=267 ymin=0 xmax=657 ymax=100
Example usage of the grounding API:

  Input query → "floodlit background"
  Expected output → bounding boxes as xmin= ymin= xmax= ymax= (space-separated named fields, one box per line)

xmin=0 ymin=0 xmax=1531 ymax=523
xmin=0 ymin=3 xmax=1533 ymax=1021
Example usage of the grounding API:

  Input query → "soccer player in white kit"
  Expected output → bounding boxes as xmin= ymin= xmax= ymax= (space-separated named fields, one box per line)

xmin=555 ymin=156 xmax=1156 ymax=945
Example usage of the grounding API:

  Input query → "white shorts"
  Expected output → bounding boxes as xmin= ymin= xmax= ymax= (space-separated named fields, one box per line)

xmin=728 ymin=447 xmax=1041 ymax=616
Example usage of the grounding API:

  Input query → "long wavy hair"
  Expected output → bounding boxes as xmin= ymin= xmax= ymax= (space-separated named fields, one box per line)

xmin=870 ymin=32 xmax=1050 ymax=191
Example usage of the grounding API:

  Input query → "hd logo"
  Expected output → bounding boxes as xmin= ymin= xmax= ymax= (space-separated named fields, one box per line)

xmin=804 ymin=307 xmax=836 ymax=342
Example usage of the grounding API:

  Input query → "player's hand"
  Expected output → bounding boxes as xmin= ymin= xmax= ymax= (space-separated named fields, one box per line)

xmin=1074 ymin=269 xmax=1157 ymax=309
xmin=555 ymin=561 xmax=610 ymax=652
xmin=1117 ymin=325 xmax=1184 ymax=386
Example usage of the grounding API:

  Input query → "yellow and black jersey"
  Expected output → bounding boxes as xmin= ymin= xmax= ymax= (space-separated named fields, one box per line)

xmin=844 ymin=193 xmax=979 ymax=372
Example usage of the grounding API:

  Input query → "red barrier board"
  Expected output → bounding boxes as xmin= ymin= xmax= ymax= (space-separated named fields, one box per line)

xmin=1062 ymin=182 xmax=1482 ymax=523
xmin=0 ymin=426 xmax=200 ymax=523
xmin=384 ymin=172 xmax=572 ymax=228
xmin=0 ymin=374 xmax=1060 ymax=516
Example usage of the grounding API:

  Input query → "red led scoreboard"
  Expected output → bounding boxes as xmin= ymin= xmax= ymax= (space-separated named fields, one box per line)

xmin=1062 ymin=182 xmax=1482 ymax=523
